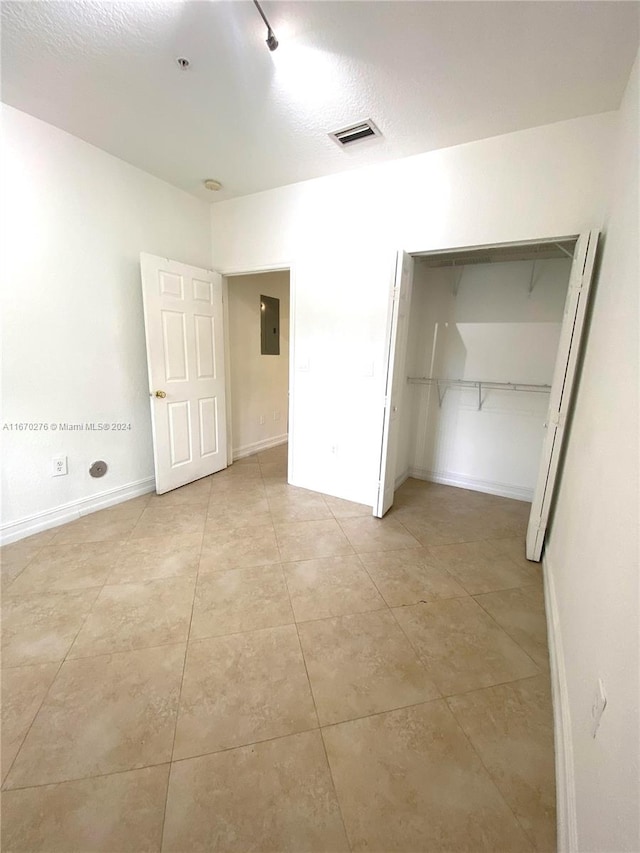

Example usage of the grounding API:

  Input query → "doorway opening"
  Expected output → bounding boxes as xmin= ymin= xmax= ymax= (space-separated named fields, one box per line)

xmin=223 ymin=269 xmax=291 ymax=478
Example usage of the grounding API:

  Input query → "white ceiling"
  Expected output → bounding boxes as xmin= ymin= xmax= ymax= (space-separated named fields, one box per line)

xmin=2 ymin=1 xmax=638 ymax=202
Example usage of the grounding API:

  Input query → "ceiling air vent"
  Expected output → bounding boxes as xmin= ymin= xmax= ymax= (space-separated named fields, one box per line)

xmin=329 ymin=119 xmax=382 ymax=148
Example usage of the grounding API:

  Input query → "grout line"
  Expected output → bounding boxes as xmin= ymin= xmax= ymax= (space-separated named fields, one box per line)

xmin=57 ymin=638 xmax=191 ymax=664
xmin=291 ymin=604 xmax=390 ymax=628
xmin=355 ymin=554 xmax=444 ymax=698
xmin=319 ymin=695 xmax=448 ymax=734
xmin=188 ymin=610 xmax=296 ymax=641
xmin=472 ymin=590 xmax=546 ymax=672
xmin=170 ymin=723 xmax=323 ymax=765
xmin=158 ymin=525 xmax=205 ymax=850
xmin=3 ymin=760 xmax=173 ymax=794
xmin=1 ymin=579 xmax=106 ymax=789
xmin=0 ymin=664 xmax=62 ymax=791
xmin=333 ymin=517 xmax=356 ymax=552
xmin=320 ymin=694 xmax=448 ymax=733
xmin=443 ymin=671 xmax=551 ymax=702
xmin=443 ymin=697 xmax=539 ymax=849
xmin=277 ymin=513 xmax=353 ymax=853
xmin=274 ymin=521 xmax=320 ymax=730
xmin=387 ymin=514 xmax=425 ymax=545
xmin=3 ymin=541 xmax=130 ymax=597
xmin=9 ymin=720 xmax=318 ymax=792
xmin=1 ymin=542 xmax=51 ymax=591
xmin=454 ymin=572 xmax=541 ymax=597
xmin=317 ymin=727 xmax=354 ymax=853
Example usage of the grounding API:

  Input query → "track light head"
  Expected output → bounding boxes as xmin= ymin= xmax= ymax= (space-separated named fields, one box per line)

xmin=253 ymin=1 xmax=279 ymax=52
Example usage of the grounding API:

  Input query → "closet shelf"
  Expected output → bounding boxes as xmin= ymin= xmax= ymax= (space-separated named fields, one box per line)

xmin=406 ymin=377 xmax=552 ymax=410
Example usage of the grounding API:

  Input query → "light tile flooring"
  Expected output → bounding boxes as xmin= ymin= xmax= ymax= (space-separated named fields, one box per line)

xmin=1 ymin=444 xmax=556 ymax=852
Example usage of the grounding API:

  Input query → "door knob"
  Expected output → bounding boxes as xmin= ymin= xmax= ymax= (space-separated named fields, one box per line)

xmin=154 ymin=390 xmax=167 ymax=398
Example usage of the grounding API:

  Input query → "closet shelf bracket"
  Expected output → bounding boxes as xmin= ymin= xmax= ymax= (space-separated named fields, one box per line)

xmin=528 ymin=260 xmax=538 ymax=295
xmin=554 ymin=242 xmax=575 ymax=260
xmin=450 ymin=263 xmax=464 ymax=297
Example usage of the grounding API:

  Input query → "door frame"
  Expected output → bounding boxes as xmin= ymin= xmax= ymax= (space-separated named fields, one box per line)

xmin=379 ymin=231 xmax=591 ymax=547
xmin=220 ymin=261 xmax=295 ymax=480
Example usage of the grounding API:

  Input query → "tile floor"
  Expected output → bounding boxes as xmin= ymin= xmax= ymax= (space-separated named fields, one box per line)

xmin=1 ymin=443 xmax=556 ymax=852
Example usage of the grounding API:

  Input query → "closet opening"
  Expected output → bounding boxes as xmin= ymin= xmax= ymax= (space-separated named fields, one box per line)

xmin=223 ymin=268 xmax=291 ymax=477
xmin=376 ymin=232 xmax=598 ymax=561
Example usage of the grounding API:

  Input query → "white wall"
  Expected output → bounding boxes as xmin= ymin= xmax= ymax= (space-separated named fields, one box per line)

xmin=400 ymin=258 xmax=570 ymax=500
xmin=211 ymin=112 xmax=614 ymax=505
xmin=0 ymin=105 xmax=212 ymax=541
xmin=544 ymin=53 xmax=639 ymax=852
xmin=227 ymin=271 xmax=289 ymax=457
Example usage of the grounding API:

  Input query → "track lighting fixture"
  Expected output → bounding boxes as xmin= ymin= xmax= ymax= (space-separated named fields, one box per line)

xmin=253 ymin=0 xmax=279 ymax=51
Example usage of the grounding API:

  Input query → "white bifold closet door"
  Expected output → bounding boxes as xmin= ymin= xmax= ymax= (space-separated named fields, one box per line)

xmin=525 ymin=229 xmax=599 ymax=560
xmin=140 ymin=253 xmax=228 ymax=494
xmin=374 ymin=251 xmax=414 ymax=517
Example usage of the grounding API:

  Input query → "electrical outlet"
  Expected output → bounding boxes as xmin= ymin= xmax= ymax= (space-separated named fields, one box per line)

xmin=330 ymin=444 xmax=338 ymax=455
xmin=259 ymin=415 xmax=266 ymax=425
xmin=52 ymin=456 xmax=68 ymax=477
xmin=591 ymin=678 xmax=607 ymax=738
xmin=273 ymin=411 xmax=281 ymax=422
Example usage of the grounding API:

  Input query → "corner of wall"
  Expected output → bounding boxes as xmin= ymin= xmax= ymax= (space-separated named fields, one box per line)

xmin=542 ymin=551 xmax=578 ymax=853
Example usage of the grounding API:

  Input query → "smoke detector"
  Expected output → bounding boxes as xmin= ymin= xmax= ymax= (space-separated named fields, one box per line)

xmin=329 ymin=119 xmax=382 ymax=148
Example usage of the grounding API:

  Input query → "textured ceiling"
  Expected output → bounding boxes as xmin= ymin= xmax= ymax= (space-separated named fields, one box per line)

xmin=2 ymin=1 xmax=638 ymax=202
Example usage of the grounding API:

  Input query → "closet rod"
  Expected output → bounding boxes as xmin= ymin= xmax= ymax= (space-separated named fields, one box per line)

xmin=406 ymin=376 xmax=552 ymax=411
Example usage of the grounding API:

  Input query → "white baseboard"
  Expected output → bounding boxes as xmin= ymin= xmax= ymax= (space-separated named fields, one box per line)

xmin=395 ymin=469 xmax=410 ymax=489
xmin=232 ymin=434 xmax=288 ymax=461
xmin=0 ymin=477 xmax=155 ymax=546
xmin=408 ymin=466 xmax=534 ymax=502
xmin=543 ymin=553 xmax=578 ymax=853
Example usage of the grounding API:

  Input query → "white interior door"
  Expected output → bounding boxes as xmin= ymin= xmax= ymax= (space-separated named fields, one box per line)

xmin=140 ymin=253 xmax=228 ymax=494
xmin=374 ymin=251 xmax=414 ymax=517
xmin=526 ymin=229 xmax=599 ymax=560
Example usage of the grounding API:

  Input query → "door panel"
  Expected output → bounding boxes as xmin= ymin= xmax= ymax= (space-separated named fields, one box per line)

xmin=198 ymin=398 xmax=218 ymax=456
xmin=168 ymin=401 xmax=192 ymax=466
xmin=526 ymin=230 xmax=599 ymax=560
xmin=194 ymin=315 xmax=216 ymax=378
xmin=140 ymin=253 xmax=228 ymax=494
xmin=162 ymin=311 xmax=188 ymax=380
xmin=193 ymin=278 xmax=213 ymax=302
xmin=374 ymin=251 xmax=414 ymax=517
xmin=159 ymin=270 xmax=183 ymax=298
